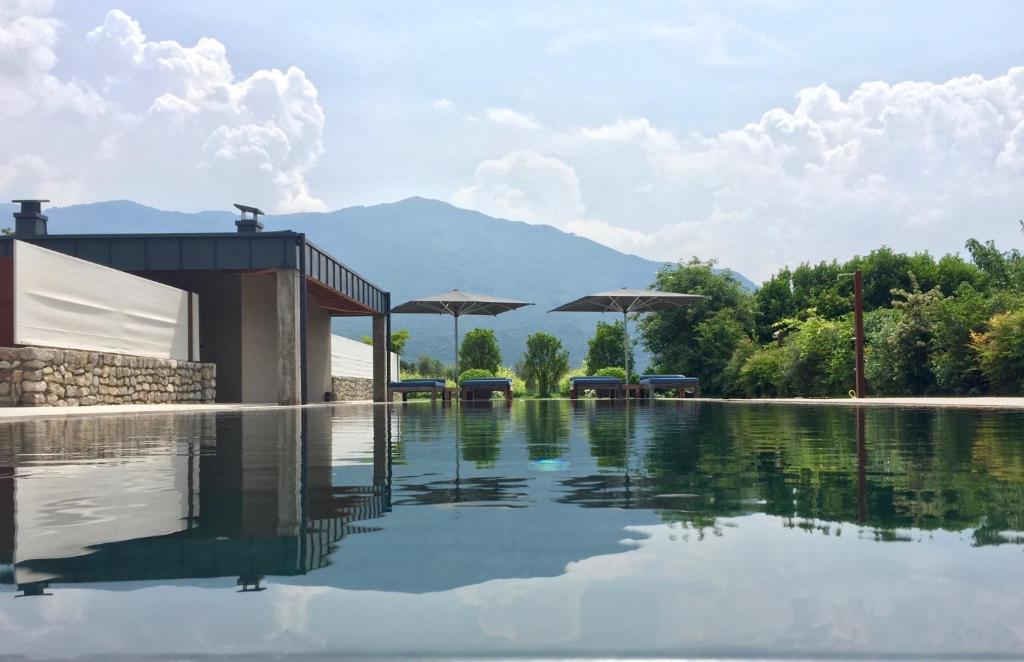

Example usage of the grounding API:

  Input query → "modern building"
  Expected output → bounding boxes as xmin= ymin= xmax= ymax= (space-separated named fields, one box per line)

xmin=0 ymin=200 xmax=392 ymax=405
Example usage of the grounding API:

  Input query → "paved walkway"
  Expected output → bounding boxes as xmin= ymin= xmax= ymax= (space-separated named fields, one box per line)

xmin=0 ymin=401 xmax=377 ymax=421
xmin=1 ymin=396 xmax=1022 ymax=421
xmin=707 ymin=396 xmax=1024 ymax=410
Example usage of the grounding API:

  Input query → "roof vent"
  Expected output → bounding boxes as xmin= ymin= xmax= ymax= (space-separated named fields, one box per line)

xmin=12 ymin=199 xmax=49 ymax=237
xmin=233 ymin=203 xmax=264 ymax=233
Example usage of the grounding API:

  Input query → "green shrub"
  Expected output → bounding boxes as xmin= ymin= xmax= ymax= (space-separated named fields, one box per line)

xmin=972 ymin=309 xmax=1024 ymax=394
xmin=584 ymin=320 xmax=634 ymax=374
xmin=458 ymin=368 xmax=494 ymax=383
xmin=559 ymin=368 xmax=587 ymax=397
xmin=594 ymin=366 xmax=627 ymax=381
xmin=738 ymin=344 xmax=789 ymax=397
xmin=459 ymin=328 xmax=502 ymax=373
xmin=521 ymin=332 xmax=570 ymax=397
xmin=494 ymin=366 xmax=528 ymax=397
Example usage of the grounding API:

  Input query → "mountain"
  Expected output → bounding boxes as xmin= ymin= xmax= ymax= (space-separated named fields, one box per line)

xmin=0 ymin=198 xmax=755 ymax=369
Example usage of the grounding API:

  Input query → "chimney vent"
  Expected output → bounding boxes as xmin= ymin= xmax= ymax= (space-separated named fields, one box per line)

xmin=233 ymin=203 xmax=264 ymax=233
xmin=12 ymin=199 xmax=49 ymax=237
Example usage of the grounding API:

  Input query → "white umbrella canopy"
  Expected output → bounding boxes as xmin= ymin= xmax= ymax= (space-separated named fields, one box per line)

xmin=550 ymin=288 xmax=708 ymax=382
xmin=391 ymin=289 xmax=532 ymax=376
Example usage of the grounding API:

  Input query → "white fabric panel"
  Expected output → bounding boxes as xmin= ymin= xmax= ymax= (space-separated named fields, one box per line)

xmin=13 ymin=241 xmax=193 ymax=360
xmin=331 ymin=334 xmax=398 ymax=380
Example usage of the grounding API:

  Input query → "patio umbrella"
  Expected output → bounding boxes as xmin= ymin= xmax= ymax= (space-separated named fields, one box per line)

xmin=550 ymin=288 xmax=707 ymax=382
xmin=391 ymin=289 xmax=532 ymax=377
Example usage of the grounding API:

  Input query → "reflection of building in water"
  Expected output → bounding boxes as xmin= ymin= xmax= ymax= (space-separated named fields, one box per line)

xmin=0 ymin=407 xmax=390 ymax=595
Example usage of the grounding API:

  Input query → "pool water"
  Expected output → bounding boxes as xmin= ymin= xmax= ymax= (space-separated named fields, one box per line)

xmin=1 ymin=400 xmax=1022 ymax=659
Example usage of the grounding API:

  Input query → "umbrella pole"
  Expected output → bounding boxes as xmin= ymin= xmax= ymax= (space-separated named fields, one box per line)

xmin=454 ymin=314 xmax=459 ymax=380
xmin=623 ymin=309 xmax=630 ymax=384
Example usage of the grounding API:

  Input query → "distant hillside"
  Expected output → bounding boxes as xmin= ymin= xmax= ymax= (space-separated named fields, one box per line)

xmin=0 ymin=198 xmax=755 ymax=368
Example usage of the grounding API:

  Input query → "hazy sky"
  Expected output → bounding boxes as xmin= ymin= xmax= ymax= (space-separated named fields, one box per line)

xmin=2 ymin=0 xmax=1022 ymax=279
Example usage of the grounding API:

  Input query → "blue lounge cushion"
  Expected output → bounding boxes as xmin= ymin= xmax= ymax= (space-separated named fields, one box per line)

xmin=638 ymin=375 xmax=699 ymax=385
xmin=460 ymin=378 xmax=513 ymax=387
xmin=390 ymin=379 xmax=445 ymax=388
xmin=570 ymin=376 xmax=623 ymax=386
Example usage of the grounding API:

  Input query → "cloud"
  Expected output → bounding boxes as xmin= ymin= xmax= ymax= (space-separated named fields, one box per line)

xmin=544 ymin=7 xmax=794 ymax=66
xmin=454 ymin=67 xmax=1024 ymax=280
xmin=485 ymin=108 xmax=543 ymax=131
xmin=432 ymin=98 xmax=456 ymax=111
xmin=0 ymin=0 xmax=106 ymax=117
xmin=0 ymin=5 xmax=326 ymax=212
xmin=453 ymin=150 xmax=582 ymax=225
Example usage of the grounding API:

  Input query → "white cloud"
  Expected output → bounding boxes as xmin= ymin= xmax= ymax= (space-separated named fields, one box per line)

xmin=455 ymin=67 xmax=1024 ymax=280
xmin=432 ymin=97 xmax=456 ymax=111
xmin=0 ymin=5 xmax=327 ymax=212
xmin=453 ymin=150 xmax=582 ymax=225
xmin=485 ymin=108 xmax=543 ymax=131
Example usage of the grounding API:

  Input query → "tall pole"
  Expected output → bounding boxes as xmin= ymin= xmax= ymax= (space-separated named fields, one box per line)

xmin=454 ymin=314 xmax=459 ymax=380
xmin=622 ymin=309 xmax=630 ymax=383
xmin=853 ymin=270 xmax=866 ymax=398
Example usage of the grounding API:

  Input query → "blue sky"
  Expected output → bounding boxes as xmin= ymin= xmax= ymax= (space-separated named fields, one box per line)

xmin=2 ymin=0 xmax=1023 ymax=278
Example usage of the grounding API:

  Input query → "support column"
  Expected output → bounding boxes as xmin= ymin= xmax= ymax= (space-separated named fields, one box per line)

xmin=276 ymin=269 xmax=302 ymax=405
xmin=372 ymin=314 xmax=388 ymax=402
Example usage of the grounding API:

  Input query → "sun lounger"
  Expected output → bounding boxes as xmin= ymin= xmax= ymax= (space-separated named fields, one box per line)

xmin=638 ymin=375 xmax=700 ymax=399
xmin=459 ymin=377 xmax=513 ymax=402
xmin=389 ymin=379 xmax=447 ymax=403
xmin=568 ymin=376 xmax=624 ymax=400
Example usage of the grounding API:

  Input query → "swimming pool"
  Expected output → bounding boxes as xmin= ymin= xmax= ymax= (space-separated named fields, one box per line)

xmin=1 ymin=400 xmax=1022 ymax=659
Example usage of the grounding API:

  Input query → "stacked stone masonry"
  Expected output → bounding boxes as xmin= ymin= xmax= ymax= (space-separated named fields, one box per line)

xmin=331 ymin=376 xmax=373 ymax=402
xmin=0 ymin=346 xmax=216 ymax=407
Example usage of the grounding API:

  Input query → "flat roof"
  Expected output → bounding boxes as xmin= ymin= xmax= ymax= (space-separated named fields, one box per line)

xmin=0 ymin=232 xmax=388 ymax=315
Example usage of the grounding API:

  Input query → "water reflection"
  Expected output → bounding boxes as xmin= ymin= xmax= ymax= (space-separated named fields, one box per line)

xmin=0 ymin=407 xmax=393 ymax=596
xmin=1 ymin=401 xmax=1023 ymax=656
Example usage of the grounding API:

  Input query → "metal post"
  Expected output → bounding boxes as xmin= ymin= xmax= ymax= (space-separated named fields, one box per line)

xmin=298 ymin=235 xmax=309 ymax=405
xmin=856 ymin=406 xmax=866 ymax=523
xmin=454 ymin=314 xmax=459 ymax=379
xmin=853 ymin=270 xmax=866 ymax=398
xmin=622 ymin=310 xmax=630 ymax=384
xmin=385 ymin=293 xmax=392 ymax=385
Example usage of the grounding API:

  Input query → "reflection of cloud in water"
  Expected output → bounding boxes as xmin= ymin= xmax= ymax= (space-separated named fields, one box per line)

xmin=5 ymin=516 xmax=1023 ymax=659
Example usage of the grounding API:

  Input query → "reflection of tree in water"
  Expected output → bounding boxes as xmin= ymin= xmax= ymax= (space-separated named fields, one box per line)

xmin=458 ymin=404 xmax=507 ymax=468
xmin=395 ymin=476 xmax=528 ymax=506
xmin=584 ymin=402 xmax=634 ymax=469
xmin=522 ymin=400 xmax=570 ymax=461
xmin=562 ymin=403 xmax=1024 ymax=546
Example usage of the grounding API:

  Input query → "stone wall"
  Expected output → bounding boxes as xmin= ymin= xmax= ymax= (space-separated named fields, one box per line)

xmin=331 ymin=376 xmax=373 ymax=402
xmin=0 ymin=346 xmax=216 ymax=407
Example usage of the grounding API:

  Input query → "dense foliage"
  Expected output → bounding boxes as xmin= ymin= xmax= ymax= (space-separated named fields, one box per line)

xmin=584 ymin=320 xmax=634 ymax=374
xmin=458 ymin=368 xmax=494 ymax=382
xmin=642 ymin=241 xmax=1024 ymax=397
xmin=639 ymin=258 xmax=756 ymax=395
xmin=360 ymin=328 xmax=410 ymax=355
xmin=521 ymin=332 xmax=570 ymax=397
xmin=459 ymin=328 xmax=502 ymax=373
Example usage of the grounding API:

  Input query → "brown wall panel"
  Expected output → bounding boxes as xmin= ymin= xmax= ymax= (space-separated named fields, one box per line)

xmin=0 ymin=255 xmax=13 ymax=347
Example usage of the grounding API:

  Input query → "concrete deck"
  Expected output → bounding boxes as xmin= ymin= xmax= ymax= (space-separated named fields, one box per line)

xmin=0 ymin=396 xmax=1022 ymax=422
xmin=0 ymin=401 xmax=371 ymax=421
xmin=706 ymin=396 xmax=1024 ymax=410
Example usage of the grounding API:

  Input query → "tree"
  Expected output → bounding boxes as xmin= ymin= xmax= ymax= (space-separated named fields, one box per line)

xmin=389 ymin=329 xmax=410 ymax=355
xmin=972 ymin=309 xmax=1024 ymax=394
xmin=414 ymin=354 xmax=446 ymax=378
xmin=459 ymin=328 xmax=501 ymax=373
xmin=754 ymin=267 xmax=795 ymax=342
xmin=584 ymin=320 xmax=634 ymax=374
xmin=360 ymin=328 xmax=411 ymax=354
xmin=865 ymin=278 xmax=943 ymax=395
xmin=639 ymin=258 xmax=756 ymax=395
xmin=521 ymin=332 xmax=569 ymax=397
xmin=1 ymin=227 xmax=11 ymax=236
xmin=965 ymin=238 xmax=1024 ymax=292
